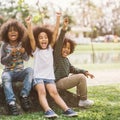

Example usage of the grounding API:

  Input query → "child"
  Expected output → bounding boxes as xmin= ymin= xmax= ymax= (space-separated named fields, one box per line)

xmin=25 ymin=15 xmax=78 ymax=118
xmin=54 ymin=34 xmax=95 ymax=108
xmin=0 ymin=19 xmax=33 ymax=115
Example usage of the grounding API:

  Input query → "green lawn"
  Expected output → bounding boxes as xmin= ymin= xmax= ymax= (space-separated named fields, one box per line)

xmin=72 ymin=63 xmax=120 ymax=71
xmin=0 ymin=43 xmax=120 ymax=119
xmin=0 ymin=84 xmax=120 ymax=120
xmin=75 ymin=43 xmax=120 ymax=53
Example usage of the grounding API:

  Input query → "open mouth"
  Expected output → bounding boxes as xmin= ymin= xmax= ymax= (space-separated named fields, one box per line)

xmin=11 ymin=35 xmax=16 ymax=39
xmin=41 ymin=42 xmax=47 ymax=48
xmin=63 ymin=51 xmax=68 ymax=56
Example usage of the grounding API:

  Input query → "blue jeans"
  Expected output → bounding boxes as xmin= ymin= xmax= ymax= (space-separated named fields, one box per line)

xmin=2 ymin=67 xmax=33 ymax=104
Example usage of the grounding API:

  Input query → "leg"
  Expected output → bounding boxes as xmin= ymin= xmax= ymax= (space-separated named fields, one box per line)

xmin=56 ymin=74 xmax=87 ymax=100
xmin=46 ymin=83 xmax=78 ymax=117
xmin=17 ymin=67 xmax=33 ymax=97
xmin=2 ymin=71 xmax=15 ymax=104
xmin=56 ymin=74 xmax=94 ymax=107
xmin=2 ymin=71 xmax=19 ymax=115
xmin=16 ymin=67 xmax=33 ymax=111
xmin=35 ymin=83 xmax=58 ymax=118
xmin=35 ymin=83 xmax=51 ymax=111
xmin=46 ymin=83 xmax=69 ymax=111
xmin=33 ymin=79 xmax=58 ymax=118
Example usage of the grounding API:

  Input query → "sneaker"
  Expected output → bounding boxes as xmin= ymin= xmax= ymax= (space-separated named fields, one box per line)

xmin=44 ymin=109 xmax=58 ymax=118
xmin=8 ymin=101 xmax=19 ymax=115
xmin=78 ymin=99 xmax=94 ymax=108
xmin=20 ymin=95 xmax=31 ymax=111
xmin=63 ymin=108 xmax=78 ymax=117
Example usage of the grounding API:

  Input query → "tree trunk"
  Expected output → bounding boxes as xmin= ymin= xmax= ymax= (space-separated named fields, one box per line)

xmin=0 ymin=82 xmax=79 ymax=115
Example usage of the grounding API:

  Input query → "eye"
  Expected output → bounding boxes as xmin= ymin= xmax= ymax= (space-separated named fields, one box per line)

xmin=38 ymin=36 xmax=43 ymax=39
xmin=45 ymin=36 xmax=48 ymax=39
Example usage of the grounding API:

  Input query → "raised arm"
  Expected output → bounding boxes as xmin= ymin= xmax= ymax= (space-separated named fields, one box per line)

xmin=25 ymin=16 xmax=36 ymax=52
xmin=51 ymin=12 xmax=61 ymax=47
xmin=62 ymin=17 xmax=69 ymax=31
xmin=54 ymin=17 xmax=69 ymax=61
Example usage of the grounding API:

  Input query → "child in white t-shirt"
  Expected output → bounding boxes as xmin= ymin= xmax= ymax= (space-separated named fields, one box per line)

xmin=25 ymin=14 xmax=78 ymax=118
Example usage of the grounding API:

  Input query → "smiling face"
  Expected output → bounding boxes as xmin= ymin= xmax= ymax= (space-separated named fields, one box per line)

xmin=8 ymin=26 xmax=18 ymax=42
xmin=38 ymin=32 xmax=49 ymax=49
xmin=62 ymin=42 xmax=71 ymax=57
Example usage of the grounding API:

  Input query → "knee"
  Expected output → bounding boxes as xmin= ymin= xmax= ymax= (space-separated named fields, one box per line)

xmin=25 ymin=67 xmax=33 ymax=75
xmin=49 ymin=90 xmax=59 ymax=98
xmin=2 ymin=72 xmax=12 ymax=83
xmin=39 ymin=90 xmax=46 ymax=96
xmin=78 ymin=74 xmax=86 ymax=82
xmin=35 ymin=87 xmax=46 ymax=96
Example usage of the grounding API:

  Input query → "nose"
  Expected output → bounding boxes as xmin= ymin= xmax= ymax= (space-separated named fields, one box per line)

xmin=11 ymin=30 xmax=15 ymax=32
xmin=65 ymin=48 xmax=68 ymax=50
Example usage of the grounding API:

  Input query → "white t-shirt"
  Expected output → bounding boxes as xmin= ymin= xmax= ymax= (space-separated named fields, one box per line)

xmin=32 ymin=45 xmax=55 ymax=79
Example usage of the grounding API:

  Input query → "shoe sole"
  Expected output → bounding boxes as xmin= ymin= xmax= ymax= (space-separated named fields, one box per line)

xmin=45 ymin=114 xmax=58 ymax=118
xmin=63 ymin=113 xmax=78 ymax=117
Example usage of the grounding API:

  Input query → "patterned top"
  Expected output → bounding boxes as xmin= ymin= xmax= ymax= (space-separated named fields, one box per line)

xmin=53 ymin=29 xmax=88 ymax=81
xmin=1 ymin=42 xmax=29 ymax=72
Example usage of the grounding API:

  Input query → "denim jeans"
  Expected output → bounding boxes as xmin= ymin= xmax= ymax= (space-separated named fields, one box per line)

xmin=2 ymin=67 xmax=33 ymax=104
xmin=33 ymin=78 xmax=55 ymax=87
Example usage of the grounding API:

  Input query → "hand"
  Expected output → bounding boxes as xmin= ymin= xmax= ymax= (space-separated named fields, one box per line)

xmin=25 ymin=16 xmax=32 ymax=26
xmin=63 ymin=17 xmax=69 ymax=30
xmin=25 ymin=16 xmax=33 ymax=36
xmin=85 ymin=71 xmax=95 ymax=79
xmin=18 ymin=47 xmax=25 ymax=54
xmin=11 ymin=48 xmax=17 ymax=55
xmin=56 ymin=12 xmax=62 ymax=17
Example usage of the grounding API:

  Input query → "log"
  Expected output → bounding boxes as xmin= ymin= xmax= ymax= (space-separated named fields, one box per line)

xmin=0 ymin=82 xmax=79 ymax=115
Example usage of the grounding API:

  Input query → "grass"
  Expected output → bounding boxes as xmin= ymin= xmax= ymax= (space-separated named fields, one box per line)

xmin=0 ymin=84 xmax=120 ymax=120
xmin=75 ymin=43 xmax=120 ymax=53
xmin=0 ymin=43 xmax=119 ymax=119
xmin=71 ymin=63 xmax=120 ymax=71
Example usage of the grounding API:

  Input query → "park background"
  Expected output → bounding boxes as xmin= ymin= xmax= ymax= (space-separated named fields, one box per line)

xmin=0 ymin=0 xmax=120 ymax=120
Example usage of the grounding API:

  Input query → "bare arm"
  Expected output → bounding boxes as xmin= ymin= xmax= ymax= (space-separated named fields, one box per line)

xmin=51 ymin=12 xmax=61 ymax=47
xmin=25 ymin=16 xmax=36 ymax=52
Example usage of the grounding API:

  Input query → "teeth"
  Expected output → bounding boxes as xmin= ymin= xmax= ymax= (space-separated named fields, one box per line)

xmin=12 ymin=36 xmax=15 ymax=38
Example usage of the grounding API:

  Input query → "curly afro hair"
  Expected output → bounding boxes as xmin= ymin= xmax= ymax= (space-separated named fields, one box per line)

xmin=0 ymin=19 xmax=26 ymax=43
xmin=33 ymin=26 xmax=53 ymax=49
xmin=63 ymin=38 xmax=76 ymax=54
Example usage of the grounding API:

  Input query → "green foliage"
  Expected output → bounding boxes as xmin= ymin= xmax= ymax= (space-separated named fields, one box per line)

xmin=17 ymin=0 xmax=29 ymax=23
xmin=0 ymin=0 xmax=30 ymax=24
xmin=18 ymin=0 xmax=25 ymax=5
xmin=32 ymin=15 xmax=41 ymax=24
xmin=0 ymin=84 xmax=120 ymax=120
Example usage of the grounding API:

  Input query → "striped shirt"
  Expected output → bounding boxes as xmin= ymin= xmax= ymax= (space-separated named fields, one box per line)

xmin=53 ymin=29 xmax=87 ymax=81
xmin=1 ymin=42 xmax=29 ymax=72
